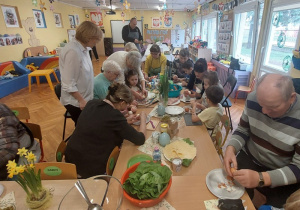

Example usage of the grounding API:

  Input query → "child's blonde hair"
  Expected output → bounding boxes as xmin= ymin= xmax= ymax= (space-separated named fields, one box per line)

xmin=284 ymin=189 xmax=300 ymax=210
xmin=124 ymin=42 xmax=138 ymax=52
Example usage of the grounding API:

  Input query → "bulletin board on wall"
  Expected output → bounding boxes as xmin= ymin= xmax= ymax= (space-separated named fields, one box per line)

xmin=110 ymin=20 xmax=143 ymax=44
xmin=217 ymin=13 xmax=233 ymax=55
xmin=144 ymin=29 xmax=171 ymax=44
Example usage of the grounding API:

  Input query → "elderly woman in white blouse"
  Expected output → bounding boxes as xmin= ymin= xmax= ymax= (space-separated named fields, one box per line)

xmin=59 ymin=21 xmax=103 ymax=125
xmin=105 ymin=50 xmax=147 ymax=96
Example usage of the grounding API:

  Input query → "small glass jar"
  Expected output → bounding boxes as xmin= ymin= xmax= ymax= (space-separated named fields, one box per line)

xmin=160 ymin=123 xmax=168 ymax=133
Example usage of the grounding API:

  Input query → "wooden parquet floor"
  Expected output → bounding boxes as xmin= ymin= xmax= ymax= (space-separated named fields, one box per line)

xmin=0 ymin=56 xmax=246 ymax=162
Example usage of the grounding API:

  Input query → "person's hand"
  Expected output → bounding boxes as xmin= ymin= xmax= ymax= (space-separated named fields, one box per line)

xmin=233 ymin=169 xmax=260 ymax=188
xmin=197 ymin=103 xmax=206 ymax=110
xmin=135 ymin=93 xmax=145 ymax=100
xmin=130 ymin=105 xmax=137 ymax=113
xmin=134 ymin=39 xmax=139 ymax=44
xmin=191 ymin=100 xmax=196 ymax=108
xmin=142 ymin=89 xmax=148 ymax=98
xmin=224 ymin=146 xmax=237 ymax=177
xmin=189 ymin=90 xmax=196 ymax=98
xmin=183 ymin=89 xmax=190 ymax=96
xmin=79 ymin=99 xmax=87 ymax=110
xmin=139 ymin=111 xmax=146 ymax=122
xmin=181 ymin=81 xmax=187 ymax=86
xmin=131 ymin=100 xmax=138 ymax=106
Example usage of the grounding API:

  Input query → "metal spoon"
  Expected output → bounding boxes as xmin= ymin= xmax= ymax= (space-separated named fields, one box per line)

xmin=75 ymin=180 xmax=103 ymax=210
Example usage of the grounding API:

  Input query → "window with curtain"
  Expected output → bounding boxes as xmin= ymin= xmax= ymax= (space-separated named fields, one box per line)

xmin=233 ymin=1 xmax=259 ymax=64
xmin=195 ymin=19 xmax=201 ymax=38
xmin=263 ymin=3 xmax=300 ymax=72
xmin=201 ymin=14 xmax=217 ymax=53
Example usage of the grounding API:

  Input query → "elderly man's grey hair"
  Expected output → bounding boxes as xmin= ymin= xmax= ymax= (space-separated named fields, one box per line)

xmin=102 ymin=60 xmax=121 ymax=74
xmin=126 ymin=51 xmax=142 ymax=70
xmin=124 ymin=42 xmax=138 ymax=52
xmin=257 ymin=73 xmax=295 ymax=101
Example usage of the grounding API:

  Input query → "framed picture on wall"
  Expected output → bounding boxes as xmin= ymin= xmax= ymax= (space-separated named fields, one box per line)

xmin=33 ymin=9 xmax=47 ymax=28
xmin=1 ymin=5 xmax=22 ymax=28
xmin=152 ymin=17 xmax=160 ymax=28
xmin=67 ymin=29 xmax=76 ymax=42
xmin=54 ymin=13 xmax=63 ymax=28
xmin=74 ymin=14 xmax=80 ymax=26
xmin=68 ymin=15 xmax=76 ymax=28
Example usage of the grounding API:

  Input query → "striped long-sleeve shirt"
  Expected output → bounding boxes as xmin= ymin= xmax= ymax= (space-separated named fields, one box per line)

xmin=228 ymin=92 xmax=300 ymax=188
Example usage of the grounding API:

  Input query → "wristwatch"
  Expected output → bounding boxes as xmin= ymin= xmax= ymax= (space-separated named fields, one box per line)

xmin=258 ymin=172 xmax=265 ymax=187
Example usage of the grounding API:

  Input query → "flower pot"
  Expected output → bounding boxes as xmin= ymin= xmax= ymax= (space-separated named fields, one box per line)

xmin=26 ymin=188 xmax=52 ymax=210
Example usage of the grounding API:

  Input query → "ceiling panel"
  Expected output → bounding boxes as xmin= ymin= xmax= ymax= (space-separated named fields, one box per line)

xmin=57 ymin=0 xmax=203 ymax=11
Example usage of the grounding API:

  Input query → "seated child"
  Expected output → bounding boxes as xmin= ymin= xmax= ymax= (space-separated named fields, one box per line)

xmin=178 ymin=61 xmax=194 ymax=87
xmin=144 ymin=44 xmax=167 ymax=80
xmin=172 ymin=48 xmax=194 ymax=82
xmin=191 ymin=85 xmax=224 ymax=136
xmin=193 ymin=71 xmax=221 ymax=110
xmin=183 ymin=58 xmax=208 ymax=99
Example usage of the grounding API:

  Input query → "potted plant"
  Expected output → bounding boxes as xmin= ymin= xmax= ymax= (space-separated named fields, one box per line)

xmin=6 ymin=148 xmax=52 ymax=210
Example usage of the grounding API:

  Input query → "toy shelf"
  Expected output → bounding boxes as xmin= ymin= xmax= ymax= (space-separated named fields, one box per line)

xmin=188 ymin=45 xmax=212 ymax=62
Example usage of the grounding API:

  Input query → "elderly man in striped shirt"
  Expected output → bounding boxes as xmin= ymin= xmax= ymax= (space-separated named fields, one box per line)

xmin=224 ymin=73 xmax=300 ymax=208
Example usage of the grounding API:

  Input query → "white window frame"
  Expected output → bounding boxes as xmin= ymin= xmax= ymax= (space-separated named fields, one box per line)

xmin=201 ymin=12 xmax=218 ymax=53
xmin=260 ymin=0 xmax=300 ymax=75
xmin=233 ymin=0 xmax=259 ymax=65
xmin=194 ymin=17 xmax=201 ymax=38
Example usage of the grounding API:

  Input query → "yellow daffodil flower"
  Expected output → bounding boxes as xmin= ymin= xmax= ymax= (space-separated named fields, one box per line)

xmin=29 ymin=163 xmax=35 ymax=169
xmin=6 ymin=160 xmax=17 ymax=170
xmin=25 ymin=151 xmax=36 ymax=162
xmin=17 ymin=147 xmax=28 ymax=157
xmin=8 ymin=172 xmax=14 ymax=179
xmin=16 ymin=165 xmax=25 ymax=174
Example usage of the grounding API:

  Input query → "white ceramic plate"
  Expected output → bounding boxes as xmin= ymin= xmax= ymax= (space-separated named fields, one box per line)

xmin=132 ymin=115 xmax=151 ymax=125
xmin=165 ymin=106 xmax=184 ymax=115
xmin=206 ymin=168 xmax=245 ymax=199
xmin=168 ymin=98 xmax=180 ymax=106
xmin=0 ymin=184 xmax=4 ymax=196
xmin=180 ymin=94 xmax=196 ymax=103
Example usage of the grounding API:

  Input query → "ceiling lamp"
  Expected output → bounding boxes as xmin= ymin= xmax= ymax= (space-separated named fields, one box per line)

xmin=106 ymin=0 xmax=116 ymax=15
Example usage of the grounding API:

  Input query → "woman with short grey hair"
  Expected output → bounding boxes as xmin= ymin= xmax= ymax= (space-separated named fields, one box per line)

xmin=105 ymin=50 xmax=147 ymax=96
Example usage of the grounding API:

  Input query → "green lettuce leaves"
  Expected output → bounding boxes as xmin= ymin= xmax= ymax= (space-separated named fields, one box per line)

xmin=123 ymin=162 xmax=172 ymax=200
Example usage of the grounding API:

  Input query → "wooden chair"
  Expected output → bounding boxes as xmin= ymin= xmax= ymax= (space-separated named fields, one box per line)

xmin=214 ymin=115 xmax=231 ymax=159
xmin=24 ymin=122 xmax=45 ymax=162
xmin=106 ymin=146 xmax=120 ymax=176
xmin=56 ymin=140 xmax=67 ymax=162
xmin=10 ymin=107 xmax=30 ymax=122
xmin=234 ymin=77 xmax=256 ymax=103
xmin=34 ymin=162 xmax=77 ymax=180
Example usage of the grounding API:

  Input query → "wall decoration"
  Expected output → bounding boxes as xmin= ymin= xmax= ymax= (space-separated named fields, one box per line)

xmin=152 ymin=17 xmax=160 ymax=28
xmin=164 ymin=14 xmax=172 ymax=28
xmin=21 ymin=17 xmax=40 ymax=46
xmin=1 ymin=5 xmax=22 ymax=28
xmin=218 ymin=32 xmax=231 ymax=44
xmin=219 ymin=21 xmax=232 ymax=32
xmin=67 ymin=29 xmax=76 ymax=42
xmin=54 ymin=13 xmax=63 ymax=28
xmin=90 ymin=11 xmax=103 ymax=27
xmin=218 ymin=18 xmax=232 ymax=54
xmin=49 ymin=0 xmax=54 ymax=3
xmin=68 ymin=15 xmax=76 ymax=28
xmin=74 ymin=14 xmax=80 ymax=26
xmin=95 ymin=0 xmax=100 ymax=7
xmin=277 ymin=31 xmax=286 ymax=48
xmin=144 ymin=29 xmax=171 ymax=43
xmin=33 ymin=9 xmax=47 ymax=28
xmin=144 ymin=24 xmax=148 ymax=29
xmin=32 ymin=0 xmax=38 ymax=7
xmin=0 ymin=34 xmax=23 ymax=47
xmin=282 ymin=55 xmax=292 ymax=72
xmin=50 ymin=5 xmax=54 ymax=12
xmin=39 ymin=0 xmax=47 ymax=13
xmin=123 ymin=0 xmax=130 ymax=12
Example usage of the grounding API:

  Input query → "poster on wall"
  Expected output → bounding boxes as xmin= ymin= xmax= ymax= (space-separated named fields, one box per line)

xmin=0 ymin=34 xmax=23 ymax=47
xmin=164 ymin=15 xmax=172 ymax=28
xmin=32 ymin=9 xmax=47 ymax=28
xmin=171 ymin=29 xmax=185 ymax=47
xmin=67 ymin=29 xmax=76 ymax=42
xmin=54 ymin=13 xmax=63 ymax=28
xmin=218 ymin=43 xmax=230 ymax=54
xmin=144 ymin=29 xmax=171 ymax=43
xmin=74 ymin=14 xmax=80 ymax=26
xmin=68 ymin=15 xmax=76 ymax=28
xmin=90 ymin=12 xmax=103 ymax=27
xmin=1 ymin=5 xmax=22 ymax=28
xmin=152 ymin=17 xmax=160 ymax=28
xmin=218 ymin=32 xmax=231 ymax=44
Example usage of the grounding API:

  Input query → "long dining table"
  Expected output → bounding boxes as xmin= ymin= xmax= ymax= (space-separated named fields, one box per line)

xmin=0 ymin=101 xmax=255 ymax=210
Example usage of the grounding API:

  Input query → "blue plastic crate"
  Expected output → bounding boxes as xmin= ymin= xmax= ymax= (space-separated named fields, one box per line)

xmin=292 ymin=56 xmax=300 ymax=70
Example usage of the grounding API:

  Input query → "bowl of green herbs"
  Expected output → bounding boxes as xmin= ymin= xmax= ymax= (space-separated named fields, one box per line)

xmin=121 ymin=161 xmax=172 ymax=208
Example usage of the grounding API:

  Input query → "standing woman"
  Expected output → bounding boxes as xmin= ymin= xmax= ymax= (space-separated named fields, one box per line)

xmin=144 ymin=44 xmax=167 ymax=80
xmin=65 ymin=83 xmax=146 ymax=178
xmin=59 ymin=21 xmax=103 ymax=125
